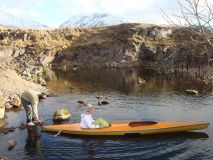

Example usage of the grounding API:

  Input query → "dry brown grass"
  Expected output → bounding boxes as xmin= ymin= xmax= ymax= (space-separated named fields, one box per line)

xmin=0 ymin=23 xmax=203 ymax=57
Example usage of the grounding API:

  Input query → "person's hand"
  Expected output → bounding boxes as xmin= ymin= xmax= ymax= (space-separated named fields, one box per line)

xmin=35 ymin=117 xmax=42 ymax=124
xmin=98 ymin=124 xmax=103 ymax=128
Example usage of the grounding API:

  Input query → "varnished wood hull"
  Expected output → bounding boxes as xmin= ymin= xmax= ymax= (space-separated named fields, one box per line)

xmin=42 ymin=121 xmax=209 ymax=136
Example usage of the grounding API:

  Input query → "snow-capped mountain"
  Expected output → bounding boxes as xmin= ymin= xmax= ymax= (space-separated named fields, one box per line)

xmin=60 ymin=13 xmax=133 ymax=28
xmin=0 ymin=11 xmax=48 ymax=29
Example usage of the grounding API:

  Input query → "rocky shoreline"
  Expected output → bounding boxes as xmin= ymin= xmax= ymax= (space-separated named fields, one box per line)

xmin=0 ymin=66 xmax=46 ymax=128
xmin=0 ymin=23 xmax=213 ymax=128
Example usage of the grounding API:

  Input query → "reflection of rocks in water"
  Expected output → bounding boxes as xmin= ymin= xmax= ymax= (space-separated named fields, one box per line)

xmin=47 ymin=68 xmax=212 ymax=95
xmin=174 ymin=71 xmax=211 ymax=94
xmin=84 ymin=140 xmax=96 ymax=157
xmin=49 ymin=68 xmax=141 ymax=93
xmin=46 ymin=70 xmax=76 ymax=95
xmin=25 ymin=126 xmax=41 ymax=155
xmin=82 ymin=139 xmax=106 ymax=157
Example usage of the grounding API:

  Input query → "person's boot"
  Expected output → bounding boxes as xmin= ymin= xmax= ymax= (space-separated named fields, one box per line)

xmin=27 ymin=122 xmax=35 ymax=126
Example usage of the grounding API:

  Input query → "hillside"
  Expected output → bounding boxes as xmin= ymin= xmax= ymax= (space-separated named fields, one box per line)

xmin=0 ymin=23 xmax=212 ymax=70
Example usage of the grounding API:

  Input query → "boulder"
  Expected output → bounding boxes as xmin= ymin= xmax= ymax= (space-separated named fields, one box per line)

xmin=53 ymin=108 xmax=71 ymax=122
xmin=38 ymin=54 xmax=55 ymax=67
xmin=22 ymin=69 xmax=31 ymax=77
xmin=10 ymin=97 xmax=21 ymax=108
xmin=5 ymin=102 xmax=13 ymax=110
xmin=185 ymin=89 xmax=199 ymax=95
xmin=37 ymin=77 xmax=47 ymax=86
xmin=137 ymin=78 xmax=146 ymax=84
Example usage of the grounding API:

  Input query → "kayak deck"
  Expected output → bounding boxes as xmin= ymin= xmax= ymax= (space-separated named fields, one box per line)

xmin=42 ymin=121 xmax=209 ymax=136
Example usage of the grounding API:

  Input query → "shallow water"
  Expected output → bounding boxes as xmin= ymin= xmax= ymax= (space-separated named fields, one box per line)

xmin=0 ymin=68 xmax=213 ymax=160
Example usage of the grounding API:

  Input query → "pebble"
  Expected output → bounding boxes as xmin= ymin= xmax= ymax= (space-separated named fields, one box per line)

xmin=8 ymin=139 xmax=17 ymax=150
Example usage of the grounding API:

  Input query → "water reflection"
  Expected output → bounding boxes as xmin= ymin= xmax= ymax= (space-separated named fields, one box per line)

xmin=46 ymin=68 xmax=211 ymax=95
xmin=25 ymin=126 xmax=42 ymax=156
xmin=82 ymin=139 xmax=97 ymax=157
xmin=65 ymin=131 xmax=209 ymax=142
xmin=57 ymin=132 xmax=209 ymax=159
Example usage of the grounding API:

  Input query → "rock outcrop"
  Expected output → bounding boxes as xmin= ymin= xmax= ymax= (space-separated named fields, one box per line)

xmin=52 ymin=24 xmax=212 ymax=73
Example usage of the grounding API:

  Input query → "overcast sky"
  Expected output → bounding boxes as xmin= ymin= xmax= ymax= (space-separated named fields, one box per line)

xmin=0 ymin=0 xmax=179 ymax=27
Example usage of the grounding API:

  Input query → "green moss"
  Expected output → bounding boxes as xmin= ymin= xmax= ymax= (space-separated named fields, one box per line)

xmin=42 ymin=67 xmax=49 ymax=75
xmin=54 ymin=108 xmax=70 ymax=116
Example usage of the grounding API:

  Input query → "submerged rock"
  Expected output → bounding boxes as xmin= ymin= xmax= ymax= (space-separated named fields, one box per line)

xmin=0 ymin=156 xmax=9 ymax=160
xmin=53 ymin=108 xmax=71 ymax=122
xmin=1 ymin=126 xmax=16 ymax=134
xmin=18 ymin=123 xmax=27 ymax=130
xmin=96 ymin=95 xmax=109 ymax=105
xmin=98 ymin=99 xmax=109 ymax=106
xmin=77 ymin=100 xmax=86 ymax=105
xmin=8 ymin=139 xmax=17 ymax=150
xmin=77 ymin=100 xmax=90 ymax=106
xmin=95 ymin=95 xmax=107 ymax=99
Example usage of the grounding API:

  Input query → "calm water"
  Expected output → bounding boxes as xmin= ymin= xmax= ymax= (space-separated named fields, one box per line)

xmin=0 ymin=68 xmax=213 ymax=160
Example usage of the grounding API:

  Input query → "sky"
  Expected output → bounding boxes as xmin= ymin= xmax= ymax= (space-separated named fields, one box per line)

xmin=0 ymin=0 xmax=179 ymax=27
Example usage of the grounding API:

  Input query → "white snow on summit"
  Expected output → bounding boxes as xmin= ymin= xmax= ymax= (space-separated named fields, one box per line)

xmin=0 ymin=11 xmax=48 ymax=29
xmin=60 ymin=13 xmax=133 ymax=28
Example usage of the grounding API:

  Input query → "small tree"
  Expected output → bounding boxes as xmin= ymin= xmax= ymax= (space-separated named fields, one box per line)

xmin=162 ymin=0 xmax=213 ymax=50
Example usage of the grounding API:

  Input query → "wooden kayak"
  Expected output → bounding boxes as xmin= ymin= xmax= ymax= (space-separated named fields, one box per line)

xmin=42 ymin=121 xmax=209 ymax=136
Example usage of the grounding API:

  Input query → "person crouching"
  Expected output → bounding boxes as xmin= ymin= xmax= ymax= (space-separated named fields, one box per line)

xmin=21 ymin=91 xmax=47 ymax=126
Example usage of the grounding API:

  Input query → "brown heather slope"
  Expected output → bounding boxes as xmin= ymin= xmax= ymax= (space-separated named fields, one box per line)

xmin=0 ymin=23 xmax=212 ymax=70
